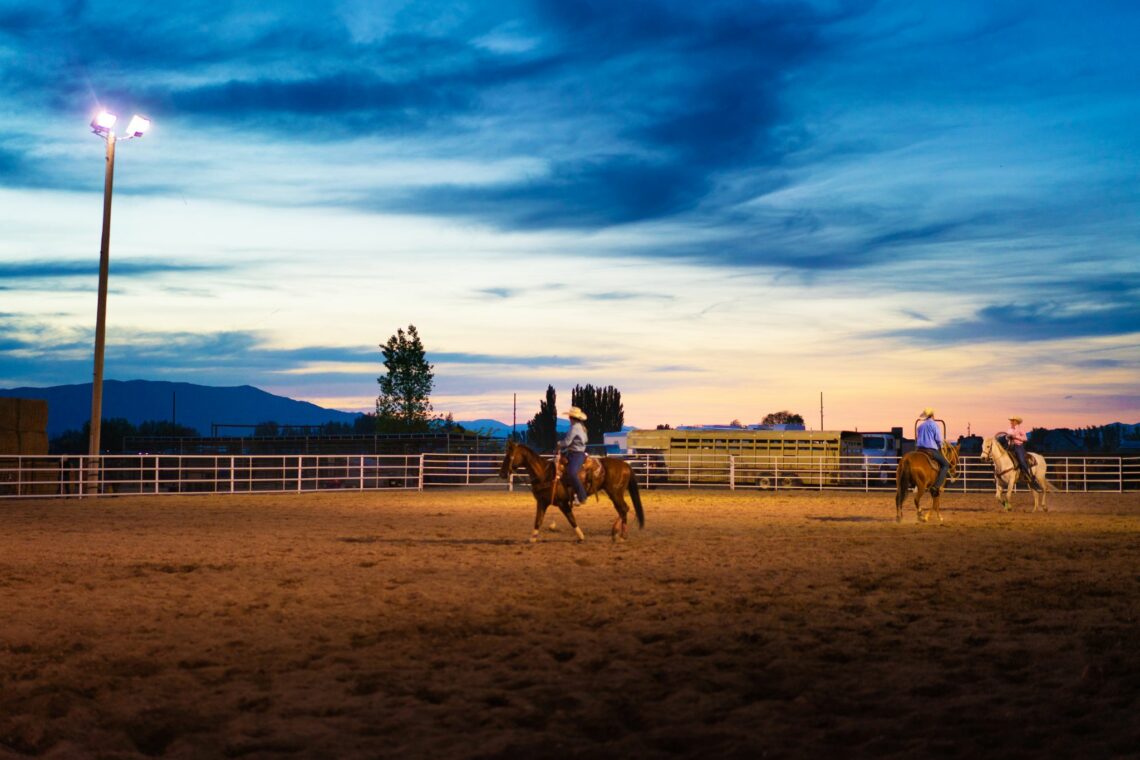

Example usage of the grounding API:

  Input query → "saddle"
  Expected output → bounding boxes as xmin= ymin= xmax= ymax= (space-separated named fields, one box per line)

xmin=917 ymin=443 xmax=951 ymax=467
xmin=560 ymin=454 xmax=606 ymax=497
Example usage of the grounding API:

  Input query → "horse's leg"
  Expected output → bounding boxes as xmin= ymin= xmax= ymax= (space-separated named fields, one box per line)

xmin=605 ymin=485 xmax=630 ymax=542
xmin=895 ymin=477 xmax=907 ymax=523
xmin=913 ymin=484 xmax=926 ymax=523
xmin=931 ymin=490 xmax=943 ymax=523
xmin=531 ymin=501 xmax=549 ymax=543
xmin=558 ymin=504 xmax=585 ymax=542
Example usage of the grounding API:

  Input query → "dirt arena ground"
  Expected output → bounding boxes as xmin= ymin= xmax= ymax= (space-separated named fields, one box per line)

xmin=2 ymin=488 xmax=1138 ymax=759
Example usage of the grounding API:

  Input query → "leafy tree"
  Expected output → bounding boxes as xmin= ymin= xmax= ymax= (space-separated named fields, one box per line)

xmin=136 ymin=420 xmax=198 ymax=437
xmin=571 ymin=384 xmax=624 ymax=444
xmin=526 ymin=385 xmax=559 ymax=452
xmin=50 ymin=417 xmax=138 ymax=454
xmin=761 ymin=410 xmax=804 ymax=425
xmin=254 ymin=421 xmax=280 ymax=437
xmin=354 ymin=413 xmax=379 ymax=434
xmin=376 ymin=324 xmax=435 ymax=433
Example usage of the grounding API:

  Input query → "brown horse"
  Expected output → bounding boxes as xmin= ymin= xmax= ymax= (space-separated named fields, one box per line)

xmin=498 ymin=441 xmax=645 ymax=542
xmin=894 ymin=443 xmax=960 ymax=523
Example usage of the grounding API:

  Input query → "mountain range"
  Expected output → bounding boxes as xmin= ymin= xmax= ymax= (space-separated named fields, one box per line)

xmin=0 ymin=380 xmax=533 ymax=438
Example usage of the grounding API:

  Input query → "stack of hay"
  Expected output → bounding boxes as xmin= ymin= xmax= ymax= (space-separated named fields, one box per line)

xmin=0 ymin=398 xmax=49 ymax=455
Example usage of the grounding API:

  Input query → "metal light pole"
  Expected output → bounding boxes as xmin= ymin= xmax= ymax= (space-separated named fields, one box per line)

xmin=87 ymin=111 xmax=149 ymax=492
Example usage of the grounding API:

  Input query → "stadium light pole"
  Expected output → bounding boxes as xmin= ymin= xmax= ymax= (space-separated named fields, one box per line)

xmin=87 ymin=110 xmax=150 ymax=491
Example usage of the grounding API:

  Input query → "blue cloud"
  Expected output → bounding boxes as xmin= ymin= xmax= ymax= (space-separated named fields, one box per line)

xmin=882 ymin=300 xmax=1140 ymax=345
xmin=0 ymin=260 xmax=228 ymax=279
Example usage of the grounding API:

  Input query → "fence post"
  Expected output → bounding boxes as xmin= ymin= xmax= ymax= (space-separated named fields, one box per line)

xmin=297 ymin=456 xmax=303 ymax=493
xmin=359 ymin=455 xmax=364 ymax=490
xmin=418 ymin=454 xmax=425 ymax=491
xmin=729 ymin=455 xmax=735 ymax=491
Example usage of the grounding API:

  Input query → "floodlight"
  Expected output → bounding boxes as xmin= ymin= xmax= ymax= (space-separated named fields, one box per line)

xmin=125 ymin=115 xmax=151 ymax=138
xmin=91 ymin=110 xmax=117 ymax=135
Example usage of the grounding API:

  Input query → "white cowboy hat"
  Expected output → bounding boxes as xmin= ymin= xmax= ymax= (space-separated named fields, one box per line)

xmin=567 ymin=406 xmax=587 ymax=421
xmin=1008 ymin=415 xmax=1023 ymax=424
xmin=920 ymin=407 xmax=935 ymax=419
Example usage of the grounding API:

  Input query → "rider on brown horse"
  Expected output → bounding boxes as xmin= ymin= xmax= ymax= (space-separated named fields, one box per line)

xmin=916 ymin=407 xmax=950 ymax=495
xmin=557 ymin=406 xmax=590 ymax=507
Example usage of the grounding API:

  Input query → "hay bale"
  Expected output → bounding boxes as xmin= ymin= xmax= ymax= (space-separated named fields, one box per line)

xmin=0 ymin=398 xmax=18 ymax=432
xmin=18 ymin=399 xmax=49 ymax=434
xmin=19 ymin=431 xmax=49 ymax=455
xmin=0 ymin=430 xmax=19 ymax=455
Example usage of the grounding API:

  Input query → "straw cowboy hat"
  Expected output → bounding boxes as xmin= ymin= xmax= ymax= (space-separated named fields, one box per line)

xmin=1008 ymin=415 xmax=1023 ymax=424
xmin=567 ymin=406 xmax=588 ymax=421
xmin=920 ymin=407 xmax=935 ymax=419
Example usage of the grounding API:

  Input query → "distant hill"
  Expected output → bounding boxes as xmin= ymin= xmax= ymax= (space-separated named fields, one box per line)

xmin=458 ymin=418 xmax=570 ymax=437
xmin=0 ymin=380 xmax=555 ymax=439
xmin=0 ymin=380 xmax=361 ymax=437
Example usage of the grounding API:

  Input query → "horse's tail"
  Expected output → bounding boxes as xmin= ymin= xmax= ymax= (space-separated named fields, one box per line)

xmin=895 ymin=460 xmax=911 ymax=502
xmin=628 ymin=472 xmax=645 ymax=528
xmin=1043 ymin=478 xmax=1060 ymax=493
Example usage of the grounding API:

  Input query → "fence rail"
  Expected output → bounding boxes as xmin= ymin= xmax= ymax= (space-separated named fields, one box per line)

xmin=1 ymin=453 xmax=1138 ymax=498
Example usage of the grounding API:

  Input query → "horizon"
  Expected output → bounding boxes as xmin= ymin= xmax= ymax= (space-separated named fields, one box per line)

xmin=2 ymin=3 xmax=1138 ymax=441
xmin=5 ymin=379 xmax=1136 ymax=442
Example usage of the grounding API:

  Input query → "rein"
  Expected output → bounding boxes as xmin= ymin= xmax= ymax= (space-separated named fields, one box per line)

xmin=513 ymin=444 xmax=554 ymax=485
xmin=987 ymin=439 xmax=1020 ymax=479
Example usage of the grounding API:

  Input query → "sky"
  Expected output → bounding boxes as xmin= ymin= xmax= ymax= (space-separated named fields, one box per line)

xmin=1 ymin=0 xmax=1138 ymax=438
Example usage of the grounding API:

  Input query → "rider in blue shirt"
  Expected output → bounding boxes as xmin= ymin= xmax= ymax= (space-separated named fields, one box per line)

xmin=916 ymin=407 xmax=950 ymax=495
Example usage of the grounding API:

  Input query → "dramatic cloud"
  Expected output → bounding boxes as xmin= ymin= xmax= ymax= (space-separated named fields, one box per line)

xmin=1 ymin=1 xmax=1138 ymax=429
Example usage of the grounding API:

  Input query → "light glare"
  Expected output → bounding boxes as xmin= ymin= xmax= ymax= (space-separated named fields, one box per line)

xmin=91 ymin=111 xmax=117 ymax=132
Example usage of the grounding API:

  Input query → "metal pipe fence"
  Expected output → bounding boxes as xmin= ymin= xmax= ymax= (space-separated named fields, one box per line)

xmin=1 ymin=453 xmax=1137 ymax=498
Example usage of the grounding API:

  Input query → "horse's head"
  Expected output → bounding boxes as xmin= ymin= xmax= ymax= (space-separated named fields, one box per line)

xmin=498 ymin=440 xmax=518 ymax=480
xmin=980 ymin=437 xmax=994 ymax=461
xmin=944 ymin=442 xmax=962 ymax=482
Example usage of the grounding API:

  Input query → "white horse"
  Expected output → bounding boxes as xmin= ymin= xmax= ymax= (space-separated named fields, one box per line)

xmin=980 ymin=437 xmax=1051 ymax=512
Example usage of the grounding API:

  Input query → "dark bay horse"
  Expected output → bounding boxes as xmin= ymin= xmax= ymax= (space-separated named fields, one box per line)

xmin=498 ymin=441 xmax=644 ymax=542
xmin=894 ymin=443 xmax=960 ymax=524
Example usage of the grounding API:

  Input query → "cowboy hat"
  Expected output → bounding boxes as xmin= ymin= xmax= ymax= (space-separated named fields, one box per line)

xmin=1008 ymin=415 xmax=1023 ymax=424
xmin=567 ymin=406 xmax=588 ymax=421
xmin=920 ymin=407 xmax=935 ymax=419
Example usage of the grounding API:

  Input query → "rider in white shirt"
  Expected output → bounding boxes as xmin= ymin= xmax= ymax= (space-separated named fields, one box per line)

xmin=557 ymin=407 xmax=589 ymax=506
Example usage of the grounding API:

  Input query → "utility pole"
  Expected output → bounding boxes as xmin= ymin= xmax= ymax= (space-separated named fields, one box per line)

xmin=819 ymin=391 xmax=824 ymax=431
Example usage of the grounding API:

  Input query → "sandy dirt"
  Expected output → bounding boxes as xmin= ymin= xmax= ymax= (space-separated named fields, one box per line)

xmin=1 ymin=488 xmax=1138 ymax=759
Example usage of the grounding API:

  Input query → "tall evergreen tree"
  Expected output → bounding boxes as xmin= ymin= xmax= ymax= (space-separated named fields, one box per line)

xmin=526 ymin=385 xmax=559 ymax=451
xmin=375 ymin=324 xmax=435 ymax=433
xmin=571 ymin=384 xmax=624 ymax=444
